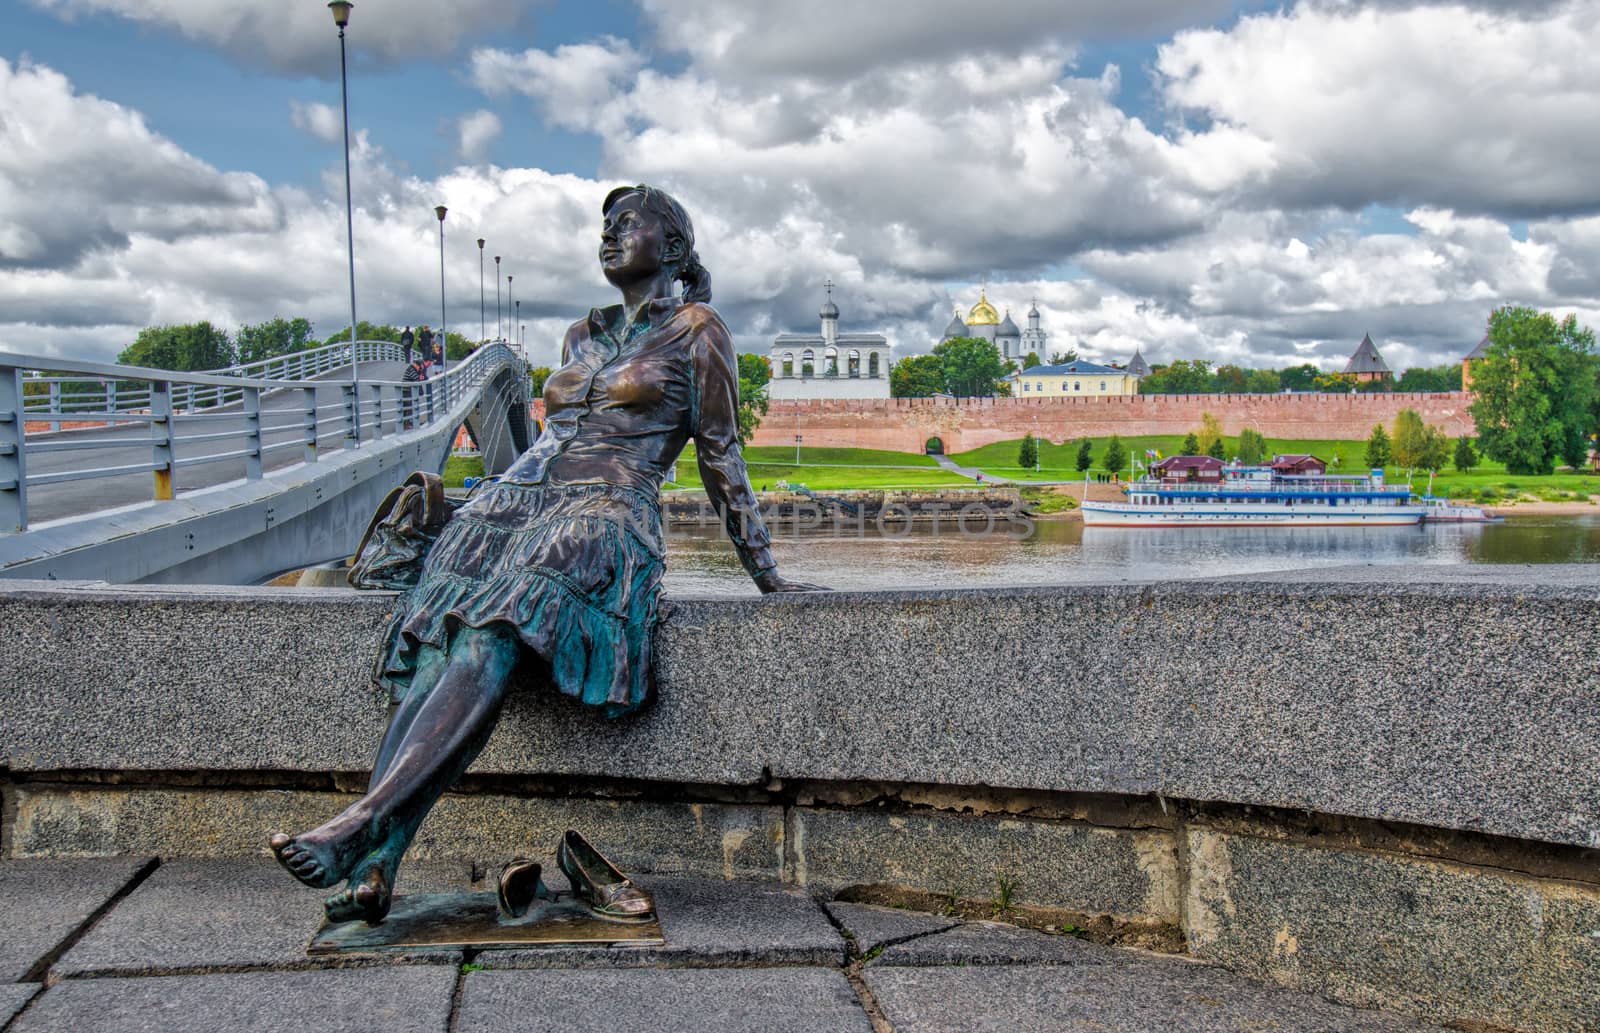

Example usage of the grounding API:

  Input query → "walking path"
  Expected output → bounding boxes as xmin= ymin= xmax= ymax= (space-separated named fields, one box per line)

xmin=0 ymin=856 xmax=1451 ymax=1032
xmin=930 ymin=453 xmax=1011 ymax=484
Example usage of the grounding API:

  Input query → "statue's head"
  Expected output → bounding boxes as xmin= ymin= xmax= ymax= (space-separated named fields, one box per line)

xmin=600 ymin=184 xmax=711 ymax=303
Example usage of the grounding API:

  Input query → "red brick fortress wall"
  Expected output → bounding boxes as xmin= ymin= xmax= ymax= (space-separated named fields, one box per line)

xmin=748 ymin=393 xmax=1475 ymax=454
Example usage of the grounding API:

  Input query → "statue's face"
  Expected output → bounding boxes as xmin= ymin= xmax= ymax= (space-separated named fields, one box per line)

xmin=600 ymin=193 xmax=668 ymax=285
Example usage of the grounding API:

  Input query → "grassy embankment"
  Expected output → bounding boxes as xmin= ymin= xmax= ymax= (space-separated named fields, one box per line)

xmin=951 ymin=435 xmax=1598 ymax=504
xmin=670 ymin=444 xmax=969 ymax=490
xmin=442 ymin=446 xmax=968 ymax=490
xmin=447 ymin=436 xmax=1596 ymax=504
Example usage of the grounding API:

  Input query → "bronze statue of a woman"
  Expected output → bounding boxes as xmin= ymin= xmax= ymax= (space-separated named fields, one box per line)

xmin=270 ymin=184 xmax=820 ymax=925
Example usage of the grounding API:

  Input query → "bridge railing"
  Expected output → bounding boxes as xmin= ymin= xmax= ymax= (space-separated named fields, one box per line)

xmin=19 ymin=340 xmax=410 ymax=422
xmin=0 ymin=343 xmax=522 ymax=533
xmin=203 ymin=339 xmax=406 ymax=383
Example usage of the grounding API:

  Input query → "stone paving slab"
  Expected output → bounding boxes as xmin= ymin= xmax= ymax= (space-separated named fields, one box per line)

xmin=456 ymin=968 xmax=874 ymax=1033
xmin=54 ymin=857 xmax=471 ymax=977
xmin=870 ymin=919 xmax=1117 ymax=967
xmin=1 ymin=984 xmax=39 ymax=1026
xmin=11 ymin=967 xmax=458 ymax=1033
xmin=823 ymin=901 xmax=958 ymax=955
xmin=865 ymin=957 xmax=1453 ymax=1032
xmin=477 ymin=877 xmax=846 ymax=969
xmin=0 ymin=857 xmax=154 ymax=981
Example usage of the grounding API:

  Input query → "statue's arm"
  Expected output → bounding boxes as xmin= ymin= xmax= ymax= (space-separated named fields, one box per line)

xmin=689 ymin=317 xmax=777 ymax=580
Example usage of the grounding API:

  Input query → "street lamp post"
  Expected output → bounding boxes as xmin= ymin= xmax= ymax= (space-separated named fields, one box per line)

xmin=328 ymin=0 xmax=359 ymax=443
xmin=435 ymin=205 xmax=448 ymax=372
xmin=795 ymin=434 xmax=802 ymax=466
xmin=507 ymin=274 xmax=514 ymax=347
xmin=494 ymin=256 xmax=502 ymax=341
xmin=514 ymin=300 xmax=520 ymax=361
xmin=477 ymin=238 xmax=485 ymax=345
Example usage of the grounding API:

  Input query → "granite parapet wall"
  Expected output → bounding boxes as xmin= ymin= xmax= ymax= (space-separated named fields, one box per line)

xmin=746 ymin=392 xmax=1474 ymax=453
xmin=1 ymin=570 xmax=1596 ymax=1032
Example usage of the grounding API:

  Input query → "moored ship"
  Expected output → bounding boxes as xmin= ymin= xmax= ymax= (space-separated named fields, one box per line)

xmin=1082 ymin=454 xmax=1427 ymax=527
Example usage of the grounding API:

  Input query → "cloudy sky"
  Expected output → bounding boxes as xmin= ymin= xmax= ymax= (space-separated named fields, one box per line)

xmin=2 ymin=0 xmax=1597 ymax=372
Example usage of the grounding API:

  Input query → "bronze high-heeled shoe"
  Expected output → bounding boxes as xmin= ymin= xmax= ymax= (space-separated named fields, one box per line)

xmin=496 ymin=857 xmax=548 ymax=919
xmin=555 ymin=829 xmax=655 ymax=924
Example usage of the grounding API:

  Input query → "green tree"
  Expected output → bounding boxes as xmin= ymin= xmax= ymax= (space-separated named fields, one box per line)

xmin=1419 ymin=426 xmax=1451 ymax=472
xmin=1213 ymin=364 xmax=1249 ymax=393
xmin=1181 ymin=432 xmax=1201 ymax=456
xmin=1140 ymin=359 xmax=1213 ymax=394
xmin=528 ymin=366 xmax=552 ymax=396
xmin=1206 ymin=436 xmax=1227 ymax=460
xmin=1195 ymin=412 xmax=1225 ymax=456
xmin=1237 ymin=428 xmax=1267 ymax=465
xmin=1074 ymin=438 xmax=1093 ymax=472
xmin=1018 ymin=433 xmax=1039 ymax=470
xmin=934 ymin=336 xmax=1008 ymax=397
xmin=734 ymin=353 xmax=770 ymax=446
xmin=1022 ymin=352 xmax=1041 ymax=370
xmin=1365 ymin=424 xmax=1392 ymax=469
xmin=323 ymin=321 xmax=402 ymax=345
xmin=737 ymin=353 xmax=771 ymax=389
xmin=1049 ymin=350 xmax=1079 ymax=364
xmin=1391 ymin=409 xmax=1427 ymax=469
xmin=1277 ymin=364 xmax=1319 ymax=391
xmin=890 ymin=354 xmax=945 ymax=398
xmin=1469 ymin=306 xmax=1599 ymax=474
xmin=1396 ymin=365 xmax=1464 ymax=392
xmin=1453 ymin=435 xmax=1479 ymax=472
xmin=118 ymin=322 xmax=234 ymax=371
xmin=1103 ymin=434 xmax=1127 ymax=476
xmin=442 ymin=331 xmax=475 ymax=361
xmin=1245 ymin=368 xmax=1280 ymax=393
xmin=235 ymin=317 xmax=315 ymax=364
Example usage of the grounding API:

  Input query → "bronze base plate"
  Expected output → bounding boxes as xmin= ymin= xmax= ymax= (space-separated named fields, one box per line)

xmin=307 ymin=890 xmax=665 ymax=955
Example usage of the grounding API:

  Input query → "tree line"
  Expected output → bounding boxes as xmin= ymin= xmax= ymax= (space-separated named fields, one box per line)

xmin=884 ymin=337 xmax=1466 ymax=399
xmin=114 ymin=318 xmax=479 ymax=371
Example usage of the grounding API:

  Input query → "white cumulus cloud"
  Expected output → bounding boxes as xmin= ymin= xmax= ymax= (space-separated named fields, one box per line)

xmin=456 ymin=109 xmax=503 ymax=162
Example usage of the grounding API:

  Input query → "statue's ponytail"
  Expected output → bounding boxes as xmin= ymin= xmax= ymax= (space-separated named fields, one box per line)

xmin=677 ymin=250 xmax=712 ymax=304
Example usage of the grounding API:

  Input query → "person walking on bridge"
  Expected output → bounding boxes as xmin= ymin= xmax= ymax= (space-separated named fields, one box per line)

xmin=417 ymin=326 xmax=434 ymax=370
xmin=400 ymin=356 xmax=428 ymax=428
xmin=400 ymin=325 xmax=415 ymax=364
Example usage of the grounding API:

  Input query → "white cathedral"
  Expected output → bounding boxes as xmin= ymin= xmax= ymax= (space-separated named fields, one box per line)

xmin=766 ymin=284 xmax=892 ymax=400
xmin=941 ymin=288 xmax=1048 ymax=362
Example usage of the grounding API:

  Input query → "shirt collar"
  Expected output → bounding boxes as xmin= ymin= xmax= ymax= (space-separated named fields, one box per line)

xmin=586 ymin=296 xmax=684 ymax=336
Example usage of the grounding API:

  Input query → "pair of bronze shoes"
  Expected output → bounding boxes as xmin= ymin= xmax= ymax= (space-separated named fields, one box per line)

xmin=497 ymin=830 xmax=655 ymax=924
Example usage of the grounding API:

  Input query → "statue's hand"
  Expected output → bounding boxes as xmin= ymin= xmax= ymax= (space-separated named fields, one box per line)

xmin=754 ymin=569 xmax=829 ymax=594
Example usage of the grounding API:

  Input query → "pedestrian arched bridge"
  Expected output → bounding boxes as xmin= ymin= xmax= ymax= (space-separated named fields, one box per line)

xmin=0 ymin=341 xmax=531 ymax=584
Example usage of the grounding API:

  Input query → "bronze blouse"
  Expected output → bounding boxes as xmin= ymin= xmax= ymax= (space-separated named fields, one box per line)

xmin=500 ymin=297 xmax=775 ymax=576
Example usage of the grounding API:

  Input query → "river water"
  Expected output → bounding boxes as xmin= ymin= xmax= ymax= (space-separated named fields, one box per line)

xmin=660 ymin=512 xmax=1600 ymax=595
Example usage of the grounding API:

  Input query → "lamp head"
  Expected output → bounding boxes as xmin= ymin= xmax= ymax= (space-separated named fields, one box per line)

xmin=477 ymin=238 xmax=485 ymax=249
xmin=328 ymin=1 xmax=353 ymax=28
xmin=435 ymin=205 xmax=448 ymax=222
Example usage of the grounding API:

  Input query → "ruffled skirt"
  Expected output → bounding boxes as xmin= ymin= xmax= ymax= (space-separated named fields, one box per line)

xmin=375 ymin=480 xmax=664 ymax=718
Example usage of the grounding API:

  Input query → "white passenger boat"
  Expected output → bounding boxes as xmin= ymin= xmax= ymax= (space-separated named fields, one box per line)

xmin=1082 ymin=455 xmax=1427 ymax=528
xmin=1417 ymin=496 xmax=1501 ymax=523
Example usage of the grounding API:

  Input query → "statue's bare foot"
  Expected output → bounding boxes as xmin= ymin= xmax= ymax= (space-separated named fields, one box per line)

xmin=268 ymin=819 xmax=373 ymax=889
xmin=324 ymin=863 xmax=392 ymax=926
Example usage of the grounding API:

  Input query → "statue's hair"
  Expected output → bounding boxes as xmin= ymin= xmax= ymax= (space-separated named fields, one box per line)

xmin=602 ymin=184 xmax=712 ymax=304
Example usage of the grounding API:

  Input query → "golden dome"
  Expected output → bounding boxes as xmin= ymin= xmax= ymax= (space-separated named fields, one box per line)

xmin=966 ymin=289 xmax=1000 ymax=325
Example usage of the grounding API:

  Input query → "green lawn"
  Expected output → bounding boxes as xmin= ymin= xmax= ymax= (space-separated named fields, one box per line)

xmin=673 ymin=443 xmax=969 ymax=490
xmin=450 ymin=435 xmax=1598 ymax=503
xmin=951 ymin=434 xmax=1599 ymax=502
xmin=441 ymin=454 xmax=485 ymax=487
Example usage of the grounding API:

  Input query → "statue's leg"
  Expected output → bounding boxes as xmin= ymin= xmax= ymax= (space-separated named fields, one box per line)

xmin=272 ymin=624 xmax=519 ymax=897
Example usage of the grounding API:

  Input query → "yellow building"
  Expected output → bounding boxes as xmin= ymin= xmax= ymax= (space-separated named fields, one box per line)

xmin=1011 ymin=359 xmax=1139 ymax=397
